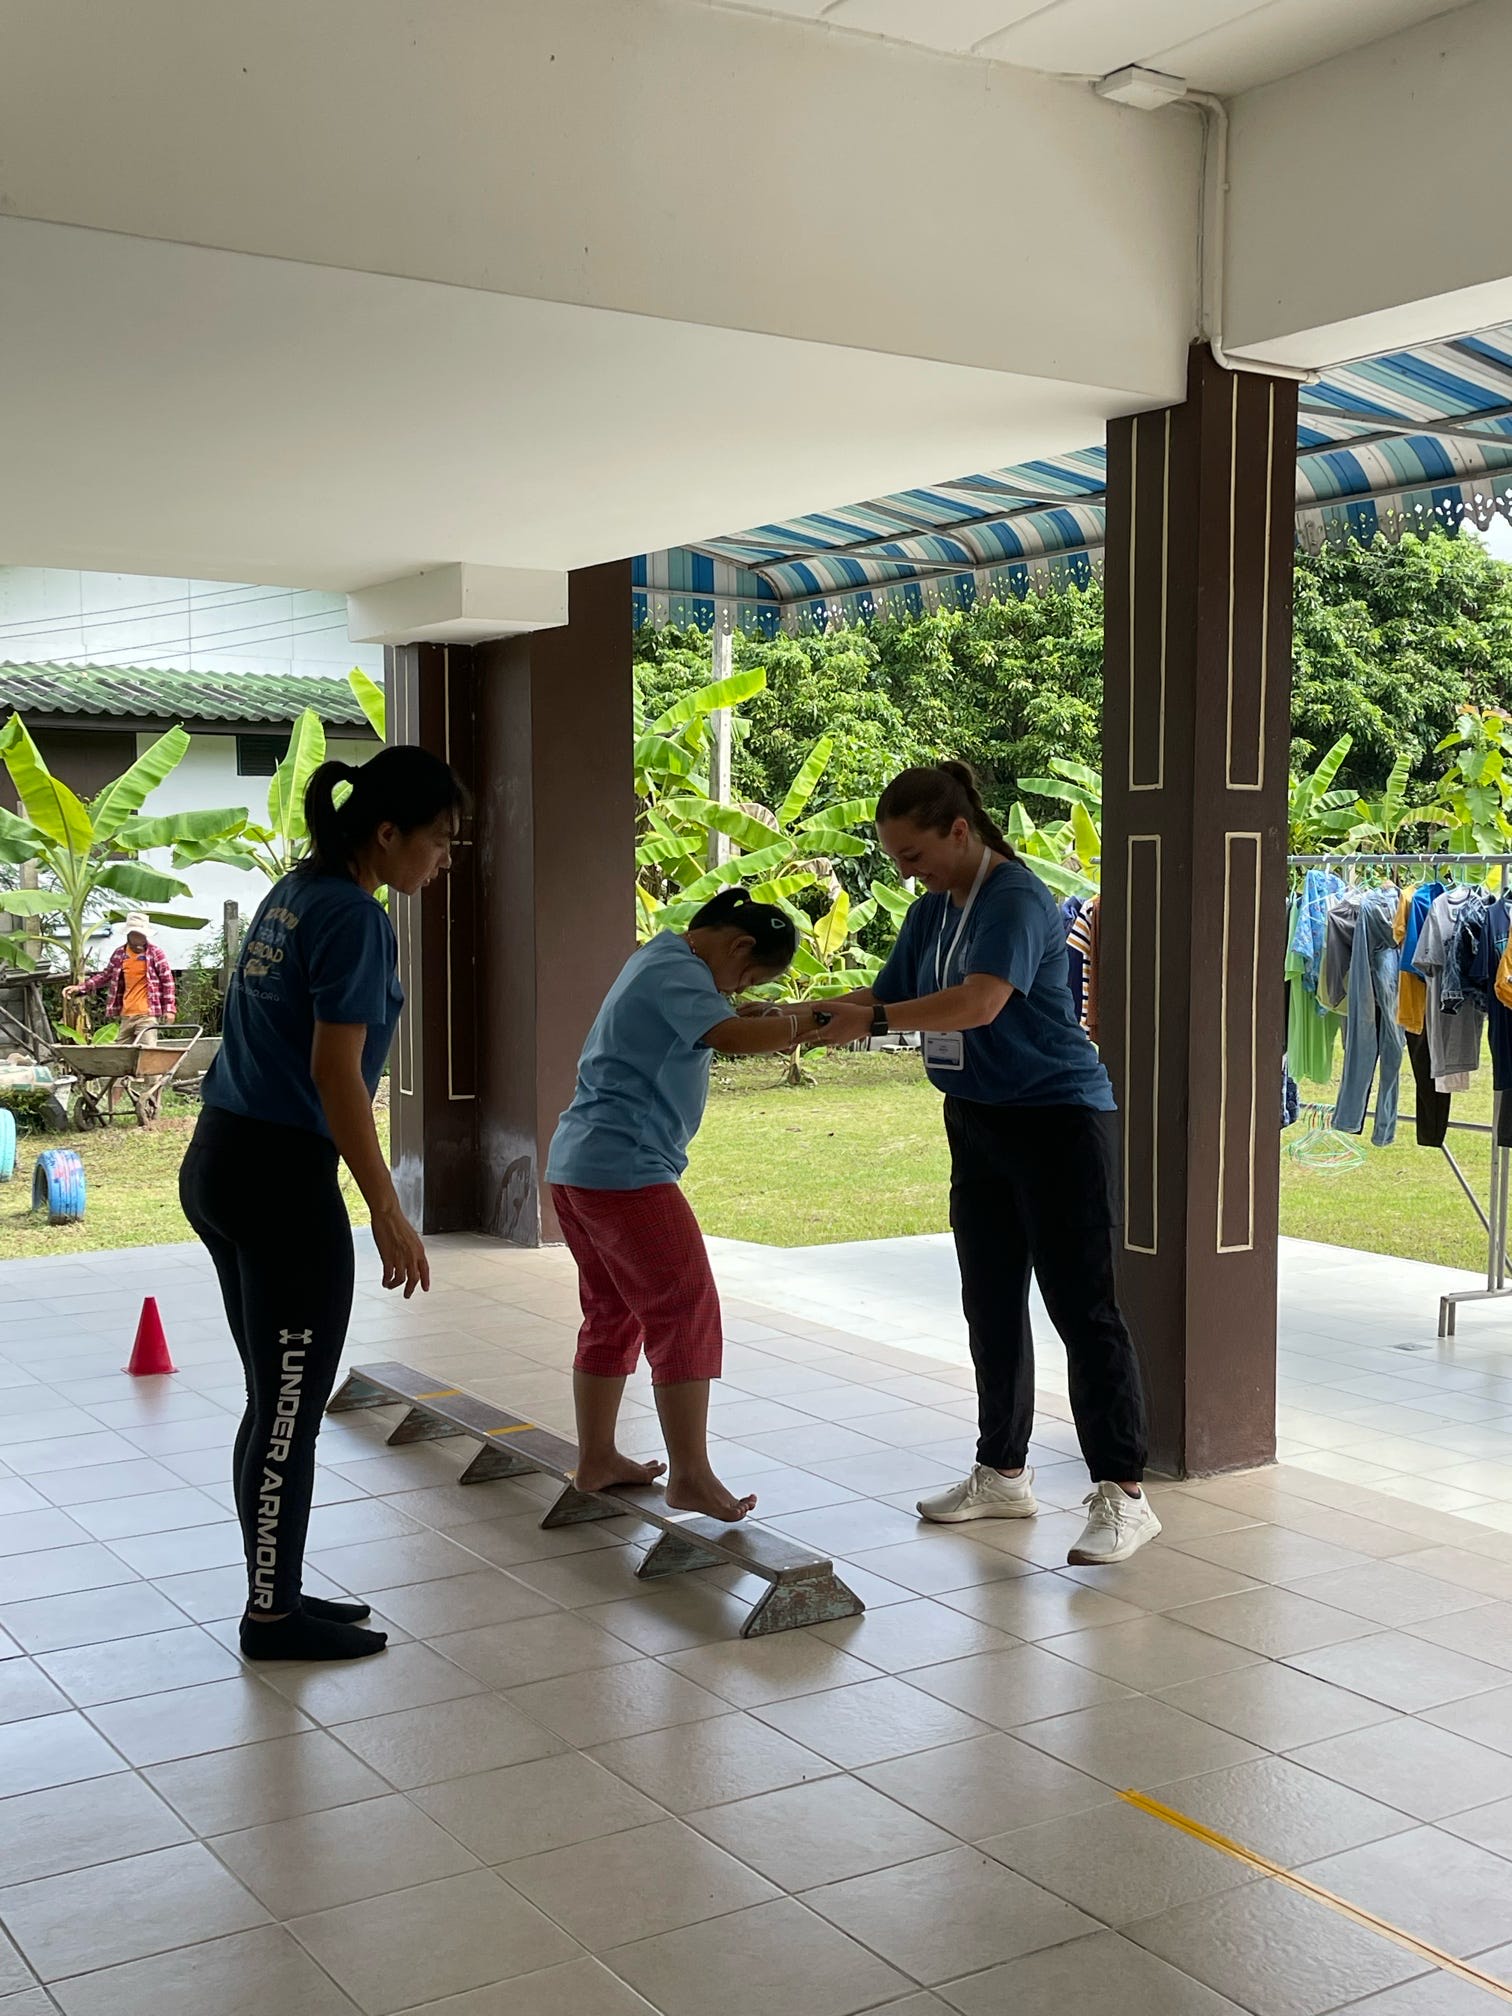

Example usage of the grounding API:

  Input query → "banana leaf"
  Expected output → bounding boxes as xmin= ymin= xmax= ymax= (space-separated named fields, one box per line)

xmin=651 ymin=667 xmax=766 ymax=734
xmin=777 ymin=737 xmax=834 ymax=827
xmin=0 ymin=805 xmax=50 ymax=864
xmin=797 ymin=828 xmax=868 ymax=857
xmin=812 ymin=891 xmax=850 ymax=960
xmin=94 ymin=861 xmax=196 ymax=904
xmin=115 ymin=807 xmax=249 ymax=850
xmin=749 ymin=873 xmax=819 ymax=904
xmin=798 ymin=797 xmax=874 ymax=833
xmin=664 ymin=798 xmax=783 ymax=854
xmin=348 ymin=666 xmax=387 ymax=739
xmin=86 ymin=726 xmax=192 ymax=844
xmin=267 ymin=710 xmax=327 ymax=849
xmin=0 ymin=717 xmax=93 ymax=868
xmin=869 ymin=879 xmax=915 ymax=920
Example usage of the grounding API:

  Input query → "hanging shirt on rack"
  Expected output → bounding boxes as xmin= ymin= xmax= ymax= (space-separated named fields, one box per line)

xmin=1413 ymin=887 xmax=1486 ymax=1086
xmin=1333 ymin=885 xmax=1404 ymax=1146
xmin=1285 ymin=893 xmax=1341 ymax=1086
xmin=1394 ymin=882 xmax=1440 ymax=1034
xmin=1319 ymin=891 xmax=1360 ymax=1013
xmin=1291 ymin=869 xmax=1343 ymax=998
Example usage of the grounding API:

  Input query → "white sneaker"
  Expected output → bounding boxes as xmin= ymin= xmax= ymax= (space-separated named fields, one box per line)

xmin=917 ymin=1464 xmax=1038 ymax=1524
xmin=1067 ymin=1482 xmax=1162 ymax=1565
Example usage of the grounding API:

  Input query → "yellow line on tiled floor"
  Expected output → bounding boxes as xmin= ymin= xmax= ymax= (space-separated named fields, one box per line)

xmin=414 ymin=1388 xmax=461 ymax=1400
xmin=1119 ymin=1789 xmax=1512 ymax=2004
xmin=485 ymin=1422 xmax=537 ymax=1436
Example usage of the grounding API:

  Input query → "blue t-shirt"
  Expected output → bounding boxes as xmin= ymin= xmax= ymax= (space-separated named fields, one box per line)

xmin=204 ymin=871 xmax=403 ymax=1138
xmin=546 ymin=933 xmax=731 ymax=1190
xmin=875 ymin=858 xmax=1114 ymax=1110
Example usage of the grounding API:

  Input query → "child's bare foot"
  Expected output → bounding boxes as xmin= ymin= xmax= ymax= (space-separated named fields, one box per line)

xmin=666 ymin=1470 xmax=758 ymax=1522
xmin=573 ymin=1454 xmax=667 ymax=1493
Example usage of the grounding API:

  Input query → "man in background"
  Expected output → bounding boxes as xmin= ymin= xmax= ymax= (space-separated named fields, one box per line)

xmin=65 ymin=912 xmax=176 ymax=1044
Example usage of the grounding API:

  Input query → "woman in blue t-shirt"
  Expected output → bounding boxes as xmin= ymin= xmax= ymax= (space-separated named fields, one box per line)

xmin=180 ymin=746 xmax=462 ymax=1663
xmin=823 ymin=762 xmax=1158 ymax=1568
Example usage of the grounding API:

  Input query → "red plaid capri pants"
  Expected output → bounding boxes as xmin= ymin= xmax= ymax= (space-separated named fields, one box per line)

xmin=551 ymin=1182 xmax=723 ymax=1385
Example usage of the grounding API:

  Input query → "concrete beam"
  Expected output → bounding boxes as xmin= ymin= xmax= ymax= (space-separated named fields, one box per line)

xmin=348 ymin=566 xmax=568 ymax=645
xmin=0 ymin=0 xmax=1197 ymax=402
xmin=1225 ymin=0 xmax=1512 ymax=368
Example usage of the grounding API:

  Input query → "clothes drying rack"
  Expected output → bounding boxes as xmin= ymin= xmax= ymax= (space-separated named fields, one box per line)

xmin=1288 ymin=851 xmax=1512 ymax=1337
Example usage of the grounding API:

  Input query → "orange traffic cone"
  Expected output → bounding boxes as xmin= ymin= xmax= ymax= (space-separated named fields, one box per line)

xmin=124 ymin=1297 xmax=177 ymax=1377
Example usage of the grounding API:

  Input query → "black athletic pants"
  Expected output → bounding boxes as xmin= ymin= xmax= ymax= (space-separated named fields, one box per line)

xmin=944 ymin=1097 xmax=1148 ymax=1482
xmin=179 ymin=1105 xmax=355 ymax=1614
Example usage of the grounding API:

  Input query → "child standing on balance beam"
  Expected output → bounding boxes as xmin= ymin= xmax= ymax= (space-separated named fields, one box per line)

xmin=546 ymin=889 xmax=845 ymax=1522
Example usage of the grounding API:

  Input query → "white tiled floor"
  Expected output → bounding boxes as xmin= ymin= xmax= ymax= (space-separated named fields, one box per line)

xmin=2 ymin=1229 xmax=1512 ymax=2012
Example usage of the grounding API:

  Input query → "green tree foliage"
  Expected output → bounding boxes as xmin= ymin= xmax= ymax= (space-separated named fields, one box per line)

xmin=636 ymin=532 xmax=1512 ymax=841
xmin=1290 ymin=532 xmax=1512 ymax=794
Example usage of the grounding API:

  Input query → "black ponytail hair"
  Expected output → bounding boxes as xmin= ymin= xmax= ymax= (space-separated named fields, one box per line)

xmin=875 ymin=759 xmax=1015 ymax=857
xmin=688 ymin=887 xmax=799 ymax=975
xmin=299 ymin=744 xmax=465 ymax=877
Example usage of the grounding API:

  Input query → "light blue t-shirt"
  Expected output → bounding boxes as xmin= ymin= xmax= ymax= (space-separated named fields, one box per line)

xmin=204 ymin=870 xmax=403 ymax=1138
xmin=546 ymin=933 xmax=731 ymax=1190
xmin=875 ymin=858 xmax=1114 ymax=1110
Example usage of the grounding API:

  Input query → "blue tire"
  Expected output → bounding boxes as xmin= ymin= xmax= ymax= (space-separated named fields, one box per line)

xmin=0 ymin=1107 xmax=15 ymax=1182
xmin=32 ymin=1148 xmax=86 ymax=1224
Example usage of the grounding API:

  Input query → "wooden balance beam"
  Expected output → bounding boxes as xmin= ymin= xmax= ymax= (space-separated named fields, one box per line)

xmin=327 ymin=1360 xmax=865 ymax=1639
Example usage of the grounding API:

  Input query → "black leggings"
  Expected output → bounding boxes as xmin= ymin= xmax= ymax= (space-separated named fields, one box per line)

xmin=944 ymin=1097 xmax=1149 ymax=1482
xmin=179 ymin=1105 xmax=355 ymax=1615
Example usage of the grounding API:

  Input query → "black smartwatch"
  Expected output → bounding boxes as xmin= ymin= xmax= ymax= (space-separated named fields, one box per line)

xmin=870 ymin=1003 xmax=890 ymax=1039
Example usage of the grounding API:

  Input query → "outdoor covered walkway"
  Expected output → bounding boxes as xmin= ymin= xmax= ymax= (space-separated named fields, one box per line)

xmin=2 ymin=1235 xmax=1512 ymax=2013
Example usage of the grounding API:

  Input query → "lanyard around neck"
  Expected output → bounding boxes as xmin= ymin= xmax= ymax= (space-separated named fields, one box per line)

xmin=935 ymin=846 xmax=993 ymax=991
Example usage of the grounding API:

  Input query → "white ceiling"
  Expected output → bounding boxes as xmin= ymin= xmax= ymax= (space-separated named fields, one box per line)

xmin=700 ymin=0 xmax=1475 ymax=94
xmin=0 ymin=218 xmax=1146 ymax=594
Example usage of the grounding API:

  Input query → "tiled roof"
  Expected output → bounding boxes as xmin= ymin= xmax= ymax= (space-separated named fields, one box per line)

xmin=0 ymin=662 xmax=371 ymax=728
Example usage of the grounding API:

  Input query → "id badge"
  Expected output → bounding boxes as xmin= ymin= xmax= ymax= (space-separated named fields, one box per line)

xmin=923 ymin=1031 xmax=966 ymax=1071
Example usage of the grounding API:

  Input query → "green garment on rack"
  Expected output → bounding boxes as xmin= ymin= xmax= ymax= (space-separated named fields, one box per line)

xmin=1282 ymin=899 xmax=1346 ymax=1088
xmin=1286 ymin=936 xmax=1342 ymax=1086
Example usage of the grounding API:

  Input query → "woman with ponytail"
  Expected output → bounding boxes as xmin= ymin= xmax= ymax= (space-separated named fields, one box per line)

xmin=821 ymin=761 xmax=1158 ymax=1567
xmin=547 ymin=886 xmax=850 ymax=1521
xmin=180 ymin=745 xmax=463 ymax=1662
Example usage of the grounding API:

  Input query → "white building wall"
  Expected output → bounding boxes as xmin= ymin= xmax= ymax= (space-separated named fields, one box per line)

xmin=0 ymin=568 xmax=383 ymax=681
xmin=131 ymin=731 xmax=376 ymax=970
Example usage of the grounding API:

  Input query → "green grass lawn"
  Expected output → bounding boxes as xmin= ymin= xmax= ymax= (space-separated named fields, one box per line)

xmin=695 ymin=1053 xmax=1500 ymax=1267
xmin=0 ymin=1095 xmax=382 ymax=1262
xmin=0 ymin=1055 xmax=1497 ymax=1269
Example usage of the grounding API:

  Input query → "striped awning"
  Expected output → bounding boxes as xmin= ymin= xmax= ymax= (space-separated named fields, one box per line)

xmin=636 ymin=323 xmax=1512 ymax=632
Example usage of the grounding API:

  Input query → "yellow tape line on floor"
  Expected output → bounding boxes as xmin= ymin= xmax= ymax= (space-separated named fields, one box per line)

xmin=485 ymin=1422 xmax=537 ymax=1437
xmin=414 ymin=1389 xmax=461 ymax=1400
xmin=1119 ymin=1789 xmax=1512 ymax=2004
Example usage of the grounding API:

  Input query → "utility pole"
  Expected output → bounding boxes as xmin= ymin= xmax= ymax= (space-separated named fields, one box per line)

xmin=707 ymin=620 xmax=733 ymax=870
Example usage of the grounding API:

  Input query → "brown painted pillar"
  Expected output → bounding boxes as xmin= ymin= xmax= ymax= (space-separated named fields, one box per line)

xmin=473 ymin=560 xmax=636 ymax=1244
xmin=386 ymin=642 xmax=481 ymax=1234
xmin=1101 ymin=344 xmax=1298 ymax=1477
xmin=385 ymin=561 xmax=635 ymax=1245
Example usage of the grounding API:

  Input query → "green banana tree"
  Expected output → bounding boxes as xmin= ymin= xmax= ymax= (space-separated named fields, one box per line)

xmin=173 ymin=709 xmax=331 ymax=883
xmin=1014 ymin=758 xmax=1103 ymax=896
xmin=1345 ymin=749 xmax=1454 ymax=855
xmin=634 ymin=666 xmax=874 ymax=939
xmin=0 ymin=715 xmax=227 ymax=980
xmin=1288 ymin=734 xmax=1358 ymax=854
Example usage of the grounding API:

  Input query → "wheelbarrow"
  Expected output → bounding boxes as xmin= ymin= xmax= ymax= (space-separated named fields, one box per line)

xmin=66 ymin=1023 xmax=204 ymax=1128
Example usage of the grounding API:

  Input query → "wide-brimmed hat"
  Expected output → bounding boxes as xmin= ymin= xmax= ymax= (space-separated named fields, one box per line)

xmin=121 ymin=912 xmax=156 ymax=943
